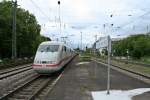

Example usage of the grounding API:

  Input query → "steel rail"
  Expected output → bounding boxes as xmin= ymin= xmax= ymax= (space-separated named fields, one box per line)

xmin=0 ymin=65 xmax=33 ymax=80
xmin=0 ymin=54 xmax=77 ymax=100
xmin=0 ymin=64 xmax=31 ymax=75
xmin=0 ymin=75 xmax=40 ymax=100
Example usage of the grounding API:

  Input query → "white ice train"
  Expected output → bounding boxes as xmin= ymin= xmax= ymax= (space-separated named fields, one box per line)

xmin=32 ymin=41 xmax=76 ymax=74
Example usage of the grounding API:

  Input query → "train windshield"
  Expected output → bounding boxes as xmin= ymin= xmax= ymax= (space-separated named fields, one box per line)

xmin=38 ymin=45 xmax=59 ymax=52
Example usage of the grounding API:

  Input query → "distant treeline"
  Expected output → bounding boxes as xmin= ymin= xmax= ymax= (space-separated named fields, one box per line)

xmin=0 ymin=1 xmax=50 ymax=58
xmin=112 ymin=34 xmax=150 ymax=59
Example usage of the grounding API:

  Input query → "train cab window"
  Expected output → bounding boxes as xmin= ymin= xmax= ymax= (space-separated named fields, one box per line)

xmin=38 ymin=45 xmax=59 ymax=52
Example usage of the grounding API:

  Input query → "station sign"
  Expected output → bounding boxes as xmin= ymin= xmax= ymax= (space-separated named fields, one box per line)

xmin=96 ymin=36 xmax=108 ymax=49
xmin=96 ymin=36 xmax=111 ymax=52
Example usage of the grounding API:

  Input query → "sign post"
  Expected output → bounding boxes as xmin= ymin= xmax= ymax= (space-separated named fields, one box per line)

xmin=107 ymin=35 xmax=111 ymax=94
xmin=95 ymin=35 xmax=111 ymax=95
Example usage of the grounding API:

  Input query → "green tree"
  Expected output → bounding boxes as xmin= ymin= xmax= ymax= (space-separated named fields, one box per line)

xmin=0 ymin=0 xmax=50 ymax=58
xmin=112 ymin=34 xmax=150 ymax=59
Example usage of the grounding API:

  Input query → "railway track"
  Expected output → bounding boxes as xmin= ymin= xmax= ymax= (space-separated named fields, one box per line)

xmin=0 ymin=64 xmax=32 ymax=80
xmin=92 ymin=58 xmax=150 ymax=80
xmin=0 ymin=72 xmax=62 ymax=100
xmin=0 ymin=55 xmax=76 ymax=100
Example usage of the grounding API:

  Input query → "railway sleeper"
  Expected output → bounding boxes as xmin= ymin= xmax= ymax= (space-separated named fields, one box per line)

xmin=11 ymin=94 xmax=31 ymax=99
xmin=8 ymin=98 xmax=25 ymax=100
xmin=17 ymin=91 xmax=33 ymax=95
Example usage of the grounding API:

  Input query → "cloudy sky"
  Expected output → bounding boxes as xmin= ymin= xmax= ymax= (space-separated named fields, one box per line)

xmin=11 ymin=0 xmax=150 ymax=48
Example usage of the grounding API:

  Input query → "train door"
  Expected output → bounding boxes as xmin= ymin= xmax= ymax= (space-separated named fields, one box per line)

xmin=61 ymin=46 xmax=65 ymax=59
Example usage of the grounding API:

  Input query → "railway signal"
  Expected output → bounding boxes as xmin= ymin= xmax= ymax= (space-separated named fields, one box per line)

xmin=58 ymin=1 xmax=60 ymax=5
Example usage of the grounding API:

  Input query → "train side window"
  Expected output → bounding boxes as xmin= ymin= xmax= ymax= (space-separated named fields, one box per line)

xmin=62 ymin=47 xmax=64 ymax=52
xmin=64 ymin=46 xmax=66 ymax=52
xmin=67 ymin=48 xmax=69 ymax=52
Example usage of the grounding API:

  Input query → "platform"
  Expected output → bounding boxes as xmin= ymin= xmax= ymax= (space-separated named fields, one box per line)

xmin=46 ymin=56 xmax=150 ymax=100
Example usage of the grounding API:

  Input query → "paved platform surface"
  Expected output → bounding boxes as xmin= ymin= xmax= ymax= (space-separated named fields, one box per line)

xmin=46 ymin=56 xmax=150 ymax=100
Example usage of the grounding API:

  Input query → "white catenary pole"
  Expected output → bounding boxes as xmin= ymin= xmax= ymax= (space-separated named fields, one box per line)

xmin=107 ymin=35 xmax=111 ymax=95
xmin=12 ymin=0 xmax=17 ymax=59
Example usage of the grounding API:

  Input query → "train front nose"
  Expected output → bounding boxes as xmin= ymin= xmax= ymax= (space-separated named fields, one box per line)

xmin=32 ymin=52 xmax=60 ymax=74
xmin=34 ymin=52 xmax=59 ymax=64
xmin=32 ymin=61 xmax=60 ymax=74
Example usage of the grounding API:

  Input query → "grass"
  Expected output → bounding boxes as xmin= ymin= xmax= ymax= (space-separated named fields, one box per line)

xmin=0 ymin=58 xmax=33 ymax=70
xmin=79 ymin=52 xmax=150 ymax=76
xmin=80 ymin=56 xmax=91 ymax=62
xmin=95 ymin=57 xmax=150 ymax=76
xmin=140 ymin=56 xmax=150 ymax=64
xmin=111 ymin=59 xmax=150 ymax=75
xmin=79 ymin=53 xmax=92 ymax=62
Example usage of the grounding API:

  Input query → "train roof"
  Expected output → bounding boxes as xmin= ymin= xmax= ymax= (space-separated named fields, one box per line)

xmin=40 ymin=41 xmax=65 ymax=45
xmin=40 ymin=41 xmax=74 ymax=51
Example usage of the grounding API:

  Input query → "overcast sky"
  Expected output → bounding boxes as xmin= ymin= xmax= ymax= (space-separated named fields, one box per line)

xmin=8 ymin=0 xmax=150 ymax=48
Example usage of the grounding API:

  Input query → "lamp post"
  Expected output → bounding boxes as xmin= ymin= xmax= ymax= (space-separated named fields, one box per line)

xmin=58 ymin=1 xmax=61 ymax=34
xmin=106 ymin=14 xmax=132 ymax=94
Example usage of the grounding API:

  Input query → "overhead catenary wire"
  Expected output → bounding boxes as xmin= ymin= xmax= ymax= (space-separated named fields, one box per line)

xmin=116 ymin=10 xmax=150 ymax=31
xmin=30 ymin=0 xmax=63 ymax=35
xmin=29 ymin=0 xmax=62 ymax=38
xmin=30 ymin=0 xmax=52 ymax=22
